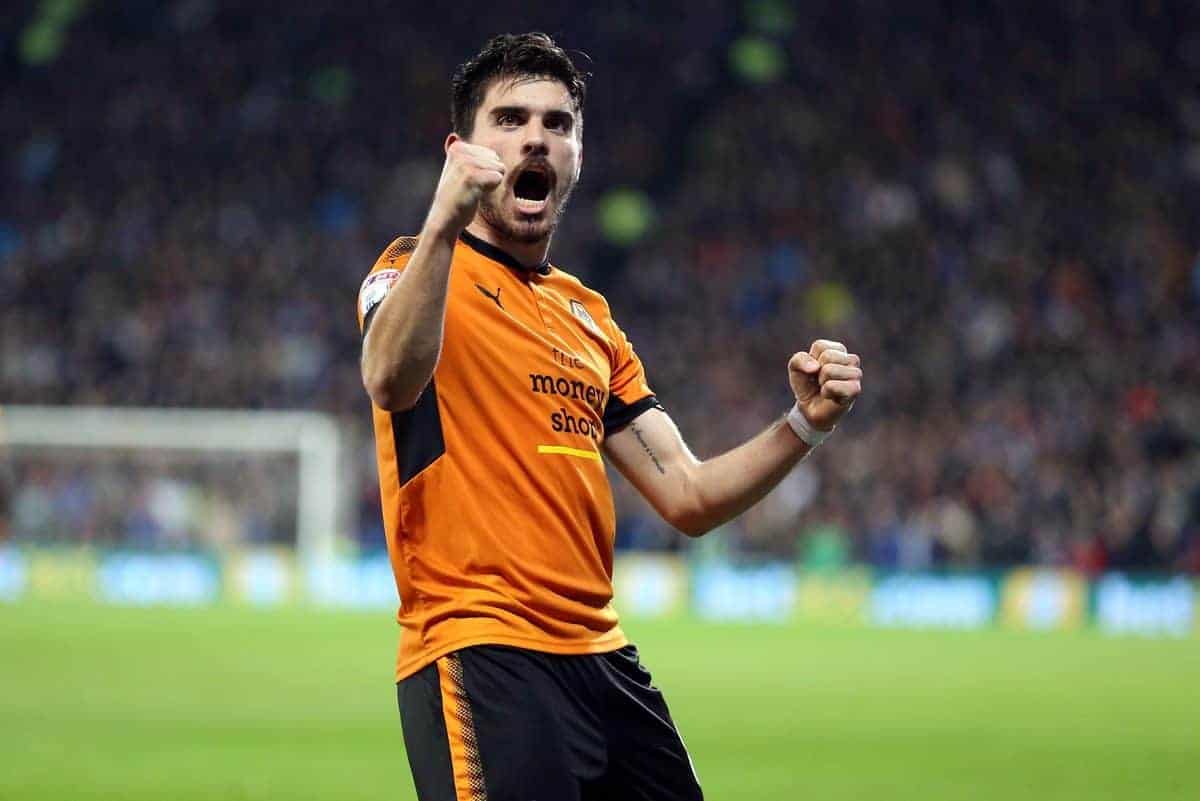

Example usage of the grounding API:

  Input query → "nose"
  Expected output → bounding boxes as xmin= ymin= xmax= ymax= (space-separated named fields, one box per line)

xmin=522 ymin=120 xmax=549 ymax=157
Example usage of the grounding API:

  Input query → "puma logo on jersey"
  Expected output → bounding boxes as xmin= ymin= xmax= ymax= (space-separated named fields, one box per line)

xmin=476 ymin=283 xmax=503 ymax=309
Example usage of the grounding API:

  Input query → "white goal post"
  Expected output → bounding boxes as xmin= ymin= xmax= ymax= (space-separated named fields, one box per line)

xmin=0 ymin=405 xmax=346 ymax=565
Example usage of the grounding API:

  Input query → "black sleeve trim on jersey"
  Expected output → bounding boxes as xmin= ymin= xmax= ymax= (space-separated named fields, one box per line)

xmin=603 ymin=394 xmax=663 ymax=435
xmin=362 ymin=306 xmax=379 ymax=337
xmin=391 ymin=378 xmax=446 ymax=486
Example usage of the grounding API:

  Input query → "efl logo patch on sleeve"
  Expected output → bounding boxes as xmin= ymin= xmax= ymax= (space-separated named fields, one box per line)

xmin=359 ymin=269 xmax=400 ymax=318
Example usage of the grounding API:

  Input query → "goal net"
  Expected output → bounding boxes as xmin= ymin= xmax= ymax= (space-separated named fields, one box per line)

xmin=0 ymin=405 xmax=353 ymax=604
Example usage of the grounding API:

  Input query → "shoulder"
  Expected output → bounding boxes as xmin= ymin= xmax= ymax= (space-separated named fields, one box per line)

xmin=372 ymin=235 xmax=420 ymax=272
xmin=357 ymin=234 xmax=418 ymax=327
xmin=546 ymin=266 xmax=615 ymax=322
xmin=361 ymin=235 xmax=419 ymax=288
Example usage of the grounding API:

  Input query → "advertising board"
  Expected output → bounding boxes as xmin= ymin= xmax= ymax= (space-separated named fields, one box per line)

xmin=692 ymin=563 xmax=797 ymax=622
xmin=870 ymin=574 xmax=997 ymax=629
xmin=1094 ymin=575 xmax=1194 ymax=637
xmin=999 ymin=569 xmax=1087 ymax=631
xmin=0 ymin=547 xmax=26 ymax=601
xmin=613 ymin=554 xmax=688 ymax=619
xmin=96 ymin=553 xmax=221 ymax=606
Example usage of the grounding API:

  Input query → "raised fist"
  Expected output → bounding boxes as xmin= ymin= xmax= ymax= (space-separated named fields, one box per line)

xmin=427 ymin=140 xmax=506 ymax=235
xmin=788 ymin=339 xmax=862 ymax=432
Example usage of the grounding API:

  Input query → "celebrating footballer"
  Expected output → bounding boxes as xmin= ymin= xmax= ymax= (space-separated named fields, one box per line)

xmin=357 ymin=32 xmax=863 ymax=801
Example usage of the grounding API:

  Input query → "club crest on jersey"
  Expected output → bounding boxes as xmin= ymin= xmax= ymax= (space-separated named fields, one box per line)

xmin=569 ymin=299 xmax=600 ymax=334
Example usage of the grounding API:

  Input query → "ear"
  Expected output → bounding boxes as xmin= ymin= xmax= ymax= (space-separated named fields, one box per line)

xmin=444 ymin=132 xmax=460 ymax=154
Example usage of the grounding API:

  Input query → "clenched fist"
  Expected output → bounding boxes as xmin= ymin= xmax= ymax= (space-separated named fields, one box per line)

xmin=426 ymin=140 xmax=506 ymax=236
xmin=788 ymin=339 xmax=862 ymax=432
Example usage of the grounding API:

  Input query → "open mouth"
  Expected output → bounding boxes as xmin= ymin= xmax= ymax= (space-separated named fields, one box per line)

xmin=513 ymin=164 xmax=553 ymax=213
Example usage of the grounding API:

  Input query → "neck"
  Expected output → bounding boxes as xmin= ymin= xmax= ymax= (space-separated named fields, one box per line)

xmin=465 ymin=218 xmax=552 ymax=269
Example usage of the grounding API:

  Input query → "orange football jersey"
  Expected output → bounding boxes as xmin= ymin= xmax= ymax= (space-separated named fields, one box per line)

xmin=357 ymin=231 xmax=659 ymax=681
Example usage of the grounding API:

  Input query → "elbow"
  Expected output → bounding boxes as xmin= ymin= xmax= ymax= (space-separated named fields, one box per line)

xmin=665 ymin=496 xmax=714 ymax=538
xmin=362 ymin=338 xmax=439 ymax=412
xmin=672 ymin=516 xmax=715 ymax=538
xmin=362 ymin=369 xmax=420 ymax=412
xmin=361 ymin=344 xmax=437 ymax=412
xmin=661 ymin=469 xmax=716 ymax=537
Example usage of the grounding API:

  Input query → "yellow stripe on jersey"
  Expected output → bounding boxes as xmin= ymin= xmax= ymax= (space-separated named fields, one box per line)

xmin=537 ymin=444 xmax=602 ymax=461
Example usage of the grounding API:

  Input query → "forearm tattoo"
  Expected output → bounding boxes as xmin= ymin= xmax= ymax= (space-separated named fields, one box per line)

xmin=630 ymin=422 xmax=666 ymax=475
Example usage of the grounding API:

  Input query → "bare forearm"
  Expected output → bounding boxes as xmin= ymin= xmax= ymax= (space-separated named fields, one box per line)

xmin=361 ymin=227 xmax=457 ymax=411
xmin=678 ymin=416 xmax=811 ymax=536
xmin=608 ymin=340 xmax=860 ymax=539
xmin=362 ymin=140 xmax=507 ymax=411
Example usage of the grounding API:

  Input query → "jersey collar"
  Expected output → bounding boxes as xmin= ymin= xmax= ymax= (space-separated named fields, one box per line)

xmin=459 ymin=229 xmax=552 ymax=277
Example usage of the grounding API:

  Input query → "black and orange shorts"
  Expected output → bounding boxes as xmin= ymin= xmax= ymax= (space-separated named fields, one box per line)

xmin=396 ymin=644 xmax=704 ymax=801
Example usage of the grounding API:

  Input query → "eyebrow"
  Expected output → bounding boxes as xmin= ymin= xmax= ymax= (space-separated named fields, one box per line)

xmin=491 ymin=105 xmax=576 ymax=124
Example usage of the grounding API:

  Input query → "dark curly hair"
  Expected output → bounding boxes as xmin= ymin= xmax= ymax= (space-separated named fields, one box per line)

xmin=451 ymin=32 xmax=588 ymax=138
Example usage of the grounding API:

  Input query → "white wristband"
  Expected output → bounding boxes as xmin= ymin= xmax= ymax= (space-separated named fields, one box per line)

xmin=786 ymin=404 xmax=834 ymax=448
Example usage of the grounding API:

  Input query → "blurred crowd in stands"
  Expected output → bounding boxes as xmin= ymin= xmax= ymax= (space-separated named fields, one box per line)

xmin=6 ymin=456 xmax=296 ymax=550
xmin=2 ymin=1 xmax=1198 ymax=572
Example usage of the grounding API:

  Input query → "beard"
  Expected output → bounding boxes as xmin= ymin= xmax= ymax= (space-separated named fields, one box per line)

xmin=478 ymin=176 xmax=577 ymax=245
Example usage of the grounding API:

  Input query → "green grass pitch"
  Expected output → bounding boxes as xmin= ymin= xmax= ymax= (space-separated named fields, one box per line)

xmin=1 ymin=602 xmax=1197 ymax=800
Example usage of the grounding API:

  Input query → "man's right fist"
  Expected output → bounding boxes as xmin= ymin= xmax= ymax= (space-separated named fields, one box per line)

xmin=427 ymin=141 xmax=505 ymax=235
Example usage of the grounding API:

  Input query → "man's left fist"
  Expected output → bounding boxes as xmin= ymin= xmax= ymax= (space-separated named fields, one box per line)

xmin=788 ymin=339 xmax=862 ymax=432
